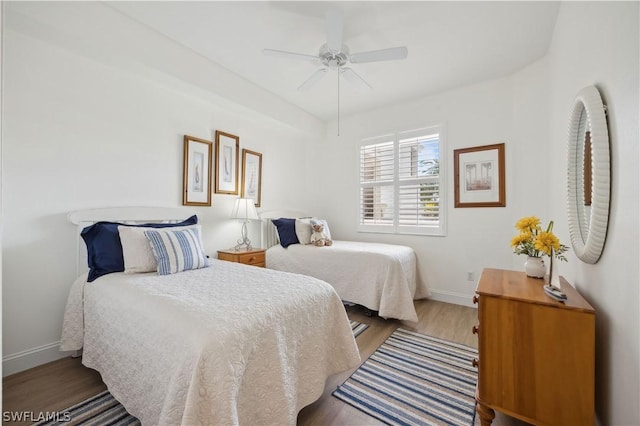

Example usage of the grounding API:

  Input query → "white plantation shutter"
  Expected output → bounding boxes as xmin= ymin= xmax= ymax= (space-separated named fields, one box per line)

xmin=360 ymin=139 xmax=395 ymax=227
xmin=359 ymin=127 xmax=446 ymax=236
xmin=360 ymin=141 xmax=394 ymax=182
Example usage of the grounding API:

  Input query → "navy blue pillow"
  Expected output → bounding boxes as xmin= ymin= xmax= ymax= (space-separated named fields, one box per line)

xmin=272 ymin=218 xmax=299 ymax=248
xmin=81 ymin=215 xmax=198 ymax=282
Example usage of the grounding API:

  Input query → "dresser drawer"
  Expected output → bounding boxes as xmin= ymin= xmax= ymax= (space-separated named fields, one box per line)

xmin=237 ymin=251 xmax=265 ymax=266
xmin=217 ymin=249 xmax=266 ymax=268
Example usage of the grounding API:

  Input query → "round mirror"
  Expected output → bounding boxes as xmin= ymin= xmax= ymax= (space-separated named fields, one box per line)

xmin=566 ymin=85 xmax=610 ymax=264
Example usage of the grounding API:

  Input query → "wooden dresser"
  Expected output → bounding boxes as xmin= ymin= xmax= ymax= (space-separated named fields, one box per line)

xmin=474 ymin=268 xmax=595 ymax=426
xmin=217 ymin=248 xmax=266 ymax=267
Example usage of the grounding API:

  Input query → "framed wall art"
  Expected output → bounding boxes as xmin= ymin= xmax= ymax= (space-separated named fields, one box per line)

xmin=454 ymin=143 xmax=505 ymax=208
xmin=182 ymin=135 xmax=213 ymax=206
xmin=241 ymin=149 xmax=262 ymax=207
xmin=215 ymin=130 xmax=239 ymax=195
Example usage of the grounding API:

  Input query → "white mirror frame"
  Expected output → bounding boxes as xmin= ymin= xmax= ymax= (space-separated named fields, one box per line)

xmin=566 ymin=85 xmax=610 ymax=264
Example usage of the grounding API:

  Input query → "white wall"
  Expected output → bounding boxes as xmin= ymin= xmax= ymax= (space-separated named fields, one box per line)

xmin=1 ymin=6 xmax=321 ymax=374
xmin=315 ymin=70 xmax=550 ymax=305
xmin=317 ymin=2 xmax=639 ymax=423
xmin=546 ymin=2 xmax=639 ymax=424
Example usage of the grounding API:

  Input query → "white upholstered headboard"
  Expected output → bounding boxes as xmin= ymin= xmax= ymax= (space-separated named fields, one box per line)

xmin=68 ymin=206 xmax=196 ymax=276
xmin=259 ymin=210 xmax=308 ymax=249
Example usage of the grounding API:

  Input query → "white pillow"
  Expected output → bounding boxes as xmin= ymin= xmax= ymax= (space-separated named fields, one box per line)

xmin=310 ymin=219 xmax=332 ymax=240
xmin=144 ymin=227 xmax=209 ymax=275
xmin=119 ymin=225 xmax=202 ymax=274
xmin=295 ymin=218 xmax=313 ymax=245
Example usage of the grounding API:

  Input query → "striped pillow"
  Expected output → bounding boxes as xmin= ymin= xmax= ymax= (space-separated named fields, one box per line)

xmin=144 ymin=227 xmax=209 ymax=275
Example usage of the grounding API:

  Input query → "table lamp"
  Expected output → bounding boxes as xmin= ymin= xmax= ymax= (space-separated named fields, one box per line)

xmin=231 ymin=198 xmax=259 ymax=251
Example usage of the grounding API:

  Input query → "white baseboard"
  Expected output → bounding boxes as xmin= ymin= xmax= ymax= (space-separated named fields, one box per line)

xmin=3 ymin=341 xmax=72 ymax=377
xmin=428 ymin=289 xmax=477 ymax=308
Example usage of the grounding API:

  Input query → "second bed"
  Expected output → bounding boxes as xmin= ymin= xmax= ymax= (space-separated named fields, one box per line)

xmin=262 ymin=213 xmax=430 ymax=322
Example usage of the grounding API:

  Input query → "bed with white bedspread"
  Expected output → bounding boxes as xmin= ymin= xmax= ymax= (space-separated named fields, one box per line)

xmin=262 ymin=211 xmax=430 ymax=322
xmin=61 ymin=207 xmax=360 ymax=426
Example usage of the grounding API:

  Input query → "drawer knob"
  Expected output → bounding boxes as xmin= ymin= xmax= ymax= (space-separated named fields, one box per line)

xmin=249 ymin=257 xmax=255 ymax=262
xmin=472 ymin=358 xmax=479 ymax=368
xmin=472 ymin=295 xmax=479 ymax=304
xmin=472 ymin=325 xmax=479 ymax=335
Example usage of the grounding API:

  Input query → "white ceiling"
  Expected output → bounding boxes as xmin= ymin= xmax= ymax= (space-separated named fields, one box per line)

xmin=108 ymin=1 xmax=560 ymax=122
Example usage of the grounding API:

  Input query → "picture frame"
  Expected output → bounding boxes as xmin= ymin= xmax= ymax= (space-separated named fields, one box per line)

xmin=241 ymin=149 xmax=263 ymax=207
xmin=215 ymin=130 xmax=240 ymax=195
xmin=454 ymin=143 xmax=506 ymax=208
xmin=182 ymin=135 xmax=213 ymax=206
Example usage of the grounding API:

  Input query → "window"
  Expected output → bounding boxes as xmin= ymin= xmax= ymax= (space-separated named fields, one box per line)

xmin=359 ymin=126 xmax=446 ymax=236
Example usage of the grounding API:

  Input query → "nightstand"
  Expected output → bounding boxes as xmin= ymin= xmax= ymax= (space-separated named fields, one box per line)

xmin=217 ymin=248 xmax=266 ymax=267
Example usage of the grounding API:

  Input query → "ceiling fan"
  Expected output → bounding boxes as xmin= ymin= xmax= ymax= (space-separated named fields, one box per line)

xmin=263 ymin=9 xmax=408 ymax=91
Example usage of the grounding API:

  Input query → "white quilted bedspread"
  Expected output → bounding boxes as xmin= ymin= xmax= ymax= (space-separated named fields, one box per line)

xmin=60 ymin=260 xmax=360 ymax=425
xmin=266 ymin=241 xmax=430 ymax=322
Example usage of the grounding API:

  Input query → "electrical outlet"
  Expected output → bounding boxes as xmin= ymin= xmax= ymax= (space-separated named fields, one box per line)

xmin=467 ymin=272 xmax=475 ymax=282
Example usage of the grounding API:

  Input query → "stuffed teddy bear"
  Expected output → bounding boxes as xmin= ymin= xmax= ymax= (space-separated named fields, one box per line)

xmin=310 ymin=223 xmax=332 ymax=247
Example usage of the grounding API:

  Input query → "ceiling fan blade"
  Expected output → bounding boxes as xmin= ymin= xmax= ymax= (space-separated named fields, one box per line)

xmin=341 ymin=67 xmax=372 ymax=90
xmin=263 ymin=48 xmax=319 ymax=63
xmin=297 ymin=68 xmax=328 ymax=91
xmin=350 ymin=46 xmax=408 ymax=63
xmin=325 ymin=9 xmax=343 ymax=53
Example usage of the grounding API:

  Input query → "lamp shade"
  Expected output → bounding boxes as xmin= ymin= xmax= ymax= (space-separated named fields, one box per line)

xmin=231 ymin=198 xmax=259 ymax=221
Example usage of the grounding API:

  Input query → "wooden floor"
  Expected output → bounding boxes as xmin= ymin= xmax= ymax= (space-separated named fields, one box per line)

xmin=3 ymin=299 xmax=527 ymax=425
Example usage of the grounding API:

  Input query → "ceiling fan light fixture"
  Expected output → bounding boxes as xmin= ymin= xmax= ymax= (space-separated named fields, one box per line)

xmin=264 ymin=8 xmax=407 ymax=91
xmin=319 ymin=43 xmax=349 ymax=68
xmin=263 ymin=7 xmax=407 ymax=132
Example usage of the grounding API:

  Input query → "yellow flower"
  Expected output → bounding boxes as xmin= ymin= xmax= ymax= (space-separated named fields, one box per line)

xmin=534 ymin=231 xmax=561 ymax=256
xmin=512 ymin=216 xmax=569 ymax=261
xmin=515 ymin=216 xmax=541 ymax=232
xmin=510 ymin=233 xmax=531 ymax=248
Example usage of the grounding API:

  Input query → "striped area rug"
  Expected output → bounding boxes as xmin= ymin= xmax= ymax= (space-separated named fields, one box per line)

xmin=333 ymin=328 xmax=478 ymax=426
xmin=33 ymin=390 xmax=140 ymax=426
xmin=36 ymin=320 xmax=368 ymax=426
xmin=350 ymin=319 xmax=369 ymax=338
